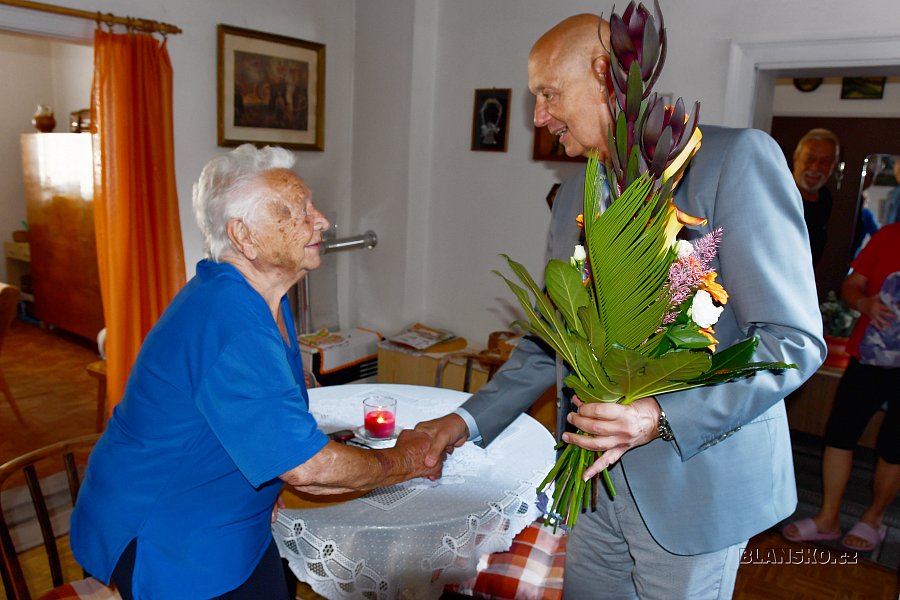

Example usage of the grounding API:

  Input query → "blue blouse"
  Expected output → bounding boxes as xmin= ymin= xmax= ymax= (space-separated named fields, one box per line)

xmin=70 ymin=260 xmax=329 ymax=599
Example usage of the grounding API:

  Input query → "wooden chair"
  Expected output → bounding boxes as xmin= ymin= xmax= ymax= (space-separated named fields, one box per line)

xmin=0 ymin=433 xmax=118 ymax=600
xmin=0 ymin=283 xmax=26 ymax=424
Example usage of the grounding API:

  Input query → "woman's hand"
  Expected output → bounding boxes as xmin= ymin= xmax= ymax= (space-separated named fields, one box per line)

xmin=842 ymin=271 xmax=895 ymax=332
xmin=280 ymin=431 xmax=445 ymax=495
xmin=857 ymin=295 xmax=895 ymax=332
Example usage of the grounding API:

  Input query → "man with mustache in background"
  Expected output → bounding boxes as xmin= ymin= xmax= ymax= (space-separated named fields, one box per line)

xmin=793 ymin=128 xmax=840 ymax=266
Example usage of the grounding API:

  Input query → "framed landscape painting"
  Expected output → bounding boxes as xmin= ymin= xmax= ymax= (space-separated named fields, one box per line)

xmin=218 ymin=25 xmax=325 ymax=150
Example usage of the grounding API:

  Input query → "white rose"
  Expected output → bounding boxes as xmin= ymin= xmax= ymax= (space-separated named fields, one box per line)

xmin=675 ymin=239 xmax=694 ymax=259
xmin=689 ymin=290 xmax=724 ymax=328
xmin=573 ymin=244 xmax=586 ymax=261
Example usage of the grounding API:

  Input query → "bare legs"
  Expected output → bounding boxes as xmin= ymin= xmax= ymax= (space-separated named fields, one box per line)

xmin=785 ymin=446 xmax=900 ymax=548
xmin=844 ymin=457 xmax=900 ymax=549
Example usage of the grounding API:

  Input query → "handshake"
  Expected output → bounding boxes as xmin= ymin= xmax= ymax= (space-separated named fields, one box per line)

xmin=352 ymin=413 xmax=473 ymax=485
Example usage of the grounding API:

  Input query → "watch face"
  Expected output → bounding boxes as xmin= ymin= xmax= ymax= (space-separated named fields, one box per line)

xmin=793 ymin=78 xmax=823 ymax=93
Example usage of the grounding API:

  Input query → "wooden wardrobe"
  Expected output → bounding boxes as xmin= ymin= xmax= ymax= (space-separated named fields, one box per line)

xmin=21 ymin=133 xmax=104 ymax=342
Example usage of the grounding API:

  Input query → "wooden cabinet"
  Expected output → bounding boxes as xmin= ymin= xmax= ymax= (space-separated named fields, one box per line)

xmin=21 ymin=133 xmax=104 ymax=342
xmin=377 ymin=345 xmax=491 ymax=391
xmin=377 ymin=344 xmax=557 ymax=435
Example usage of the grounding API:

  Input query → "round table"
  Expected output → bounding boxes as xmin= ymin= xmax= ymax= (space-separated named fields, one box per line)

xmin=272 ymin=383 xmax=556 ymax=600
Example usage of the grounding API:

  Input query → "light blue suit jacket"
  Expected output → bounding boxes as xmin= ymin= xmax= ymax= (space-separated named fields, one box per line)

xmin=461 ymin=126 xmax=826 ymax=555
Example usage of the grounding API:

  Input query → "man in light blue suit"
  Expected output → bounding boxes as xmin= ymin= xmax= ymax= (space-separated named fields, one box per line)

xmin=416 ymin=13 xmax=825 ymax=599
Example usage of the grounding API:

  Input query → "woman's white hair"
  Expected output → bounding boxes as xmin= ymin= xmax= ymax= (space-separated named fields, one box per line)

xmin=193 ymin=144 xmax=296 ymax=261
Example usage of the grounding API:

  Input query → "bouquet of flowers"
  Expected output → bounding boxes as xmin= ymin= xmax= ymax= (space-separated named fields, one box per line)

xmin=498 ymin=1 xmax=796 ymax=528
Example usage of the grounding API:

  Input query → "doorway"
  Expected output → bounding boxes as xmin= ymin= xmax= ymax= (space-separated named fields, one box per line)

xmin=769 ymin=115 xmax=900 ymax=300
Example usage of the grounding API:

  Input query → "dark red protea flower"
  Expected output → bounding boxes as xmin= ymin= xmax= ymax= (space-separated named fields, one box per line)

xmin=601 ymin=0 xmax=700 ymax=199
xmin=607 ymin=0 xmax=666 ymax=112
xmin=641 ymin=94 xmax=700 ymax=179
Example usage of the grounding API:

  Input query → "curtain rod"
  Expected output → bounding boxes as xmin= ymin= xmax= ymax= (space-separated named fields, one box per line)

xmin=0 ymin=0 xmax=182 ymax=35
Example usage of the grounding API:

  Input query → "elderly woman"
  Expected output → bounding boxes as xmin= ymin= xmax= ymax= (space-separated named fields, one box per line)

xmin=70 ymin=145 xmax=441 ymax=600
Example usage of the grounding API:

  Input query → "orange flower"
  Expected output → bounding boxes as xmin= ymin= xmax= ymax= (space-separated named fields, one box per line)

xmin=576 ymin=213 xmax=584 ymax=229
xmin=700 ymin=272 xmax=729 ymax=305
xmin=699 ymin=327 xmax=718 ymax=352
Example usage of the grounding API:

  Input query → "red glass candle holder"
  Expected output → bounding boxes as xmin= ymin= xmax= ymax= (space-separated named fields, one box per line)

xmin=363 ymin=396 xmax=397 ymax=439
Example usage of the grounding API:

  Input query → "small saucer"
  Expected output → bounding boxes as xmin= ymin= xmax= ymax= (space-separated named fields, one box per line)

xmin=355 ymin=427 xmax=398 ymax=449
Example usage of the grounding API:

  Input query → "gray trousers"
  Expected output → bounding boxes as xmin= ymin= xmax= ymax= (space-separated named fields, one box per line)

xmin=562 ymin=464 xmax=744 ymax=600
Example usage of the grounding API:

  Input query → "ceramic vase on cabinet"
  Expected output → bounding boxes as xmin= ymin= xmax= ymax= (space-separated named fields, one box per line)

xmin=31 ymin=104 xmax=56 ymax=133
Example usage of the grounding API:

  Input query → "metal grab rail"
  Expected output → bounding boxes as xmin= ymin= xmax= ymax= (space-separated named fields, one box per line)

xmin=321 ymin=230 xmax=377 ymax=254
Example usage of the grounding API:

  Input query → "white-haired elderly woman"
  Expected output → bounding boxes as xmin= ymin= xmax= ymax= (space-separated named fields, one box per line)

xmin=70 ymin=145 xmax=441 ymax=600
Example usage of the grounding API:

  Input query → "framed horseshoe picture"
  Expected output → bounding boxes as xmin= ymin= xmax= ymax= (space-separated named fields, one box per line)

xmin=471 ymin=88 xmax=511 ymax=152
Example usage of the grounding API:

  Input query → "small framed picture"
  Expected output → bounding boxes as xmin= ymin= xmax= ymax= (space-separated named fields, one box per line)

xmin=471 ymin=89 xmax=511 ymax=152
xmin=840 ymin=77 xmax=886 ymax=100
xmin=218 ymin=24 xmax=326 ymax=150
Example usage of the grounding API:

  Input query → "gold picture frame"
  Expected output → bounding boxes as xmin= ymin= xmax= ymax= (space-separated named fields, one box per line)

xmin=217 ymin=24 xmax=325 ymax=150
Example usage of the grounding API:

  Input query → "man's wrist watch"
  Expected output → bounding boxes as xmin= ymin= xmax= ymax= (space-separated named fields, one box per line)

xmin=657 ymin=409 xmax=675 ymax=441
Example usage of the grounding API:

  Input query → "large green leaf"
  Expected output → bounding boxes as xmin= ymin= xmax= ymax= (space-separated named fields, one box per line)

xmin=573 ymin=336 xmax=622 ymax=399
xmin=685 ymin=361 xmax=797 ymax=385
xmin=499 ymin=255 xmax=575 ymax=363
xmin=497 ymin=274 xmax=572 ymax=366
xmin=501 ymin=255 xmax=561 ymax=330
xmin=708 ymin=336 xmax=759 ymax=371
xmin=603 ymin=346 xmax=647 ymax=385
xmin=564 ymin=375 xmax=621 ymax=403
xmin=584 ymin=175 xmax=674 ymax=356
xmin=627 ymin=351 xmax=711 ymax=400
xmin=578 ymin=305 xmax=606 ymax=362
xmin=666 ymin=324 xmax=715 ymax=349
xmin=545 ymin=259 xmax=590 ymax=337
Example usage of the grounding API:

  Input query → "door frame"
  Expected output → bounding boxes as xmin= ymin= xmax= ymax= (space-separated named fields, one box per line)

xmin=723 ymin=35 xmax=900 ymax=130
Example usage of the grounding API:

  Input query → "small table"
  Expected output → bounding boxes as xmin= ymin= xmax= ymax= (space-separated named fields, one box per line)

xmin=272 ymin=383 xmax=555 ymax=600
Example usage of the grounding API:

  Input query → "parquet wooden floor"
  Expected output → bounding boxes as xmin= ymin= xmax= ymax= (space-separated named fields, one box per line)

xmin=0 ymin=320 xmax=98 ymax=465
xmin=734 ymin=531 xmax=899 ymax=599
xmin=2 ymin=321 xmax=898 ymax=599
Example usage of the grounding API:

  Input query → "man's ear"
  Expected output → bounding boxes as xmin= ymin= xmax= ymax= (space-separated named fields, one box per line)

xmin=591 ymin=55 xmax=614 ymax=104
xmin=226 ymin=218 xmax=258 ymax=261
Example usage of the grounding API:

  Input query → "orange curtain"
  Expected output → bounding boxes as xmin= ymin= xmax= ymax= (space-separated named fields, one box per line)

xmin=92 ymin=30 xmax=186 ymax=413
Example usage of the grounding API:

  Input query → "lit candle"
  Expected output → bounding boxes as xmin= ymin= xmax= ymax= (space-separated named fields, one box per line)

xmin=364 ymin=409 xmax=396 ymax=439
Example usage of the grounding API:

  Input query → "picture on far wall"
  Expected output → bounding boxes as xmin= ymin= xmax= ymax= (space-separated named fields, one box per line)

xmin=471 ymin=89 xmax=511 ymax=152
xmin=840 ymin=77 xmax=886 ymax=100
xmin=218 ymin=24 xmax=325 ymax=150
xmin=532 ymin=126 xmax=586 ymax=163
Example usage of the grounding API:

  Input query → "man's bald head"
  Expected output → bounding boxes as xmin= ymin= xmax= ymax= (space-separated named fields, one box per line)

xmin=529 ymin=13 xmax=611 ymax=69
xmin=528 ymin=14 xmax=614 ymax=158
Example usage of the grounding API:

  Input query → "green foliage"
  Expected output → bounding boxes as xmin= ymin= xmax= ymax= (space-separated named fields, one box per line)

xmin=497 ymin=164 xmax=797 ymax=527
xmin=819 ymin=290 xmax=859 ymax=338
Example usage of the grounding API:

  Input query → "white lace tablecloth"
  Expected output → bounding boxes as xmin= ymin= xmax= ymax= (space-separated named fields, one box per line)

xmin=272 ymin=384 xmax=556 ymax=600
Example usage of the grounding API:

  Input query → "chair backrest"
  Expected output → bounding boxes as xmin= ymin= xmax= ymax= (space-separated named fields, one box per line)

xmin=0 ymin=284 xmax=21 ymax=355
xmin=0 ymin=433 xmax=101 ymax=600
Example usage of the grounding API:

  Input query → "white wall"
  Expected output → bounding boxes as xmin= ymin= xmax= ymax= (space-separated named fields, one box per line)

xmin=0 ymin=36 xmax=91 ymax=284
xmin=3 ymin=0 xmax=899 ymax=348
xmin=0 ymin=35 xmax=54 ymax=281
xmin=773 ymin=77 xmax=900 ymax=117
